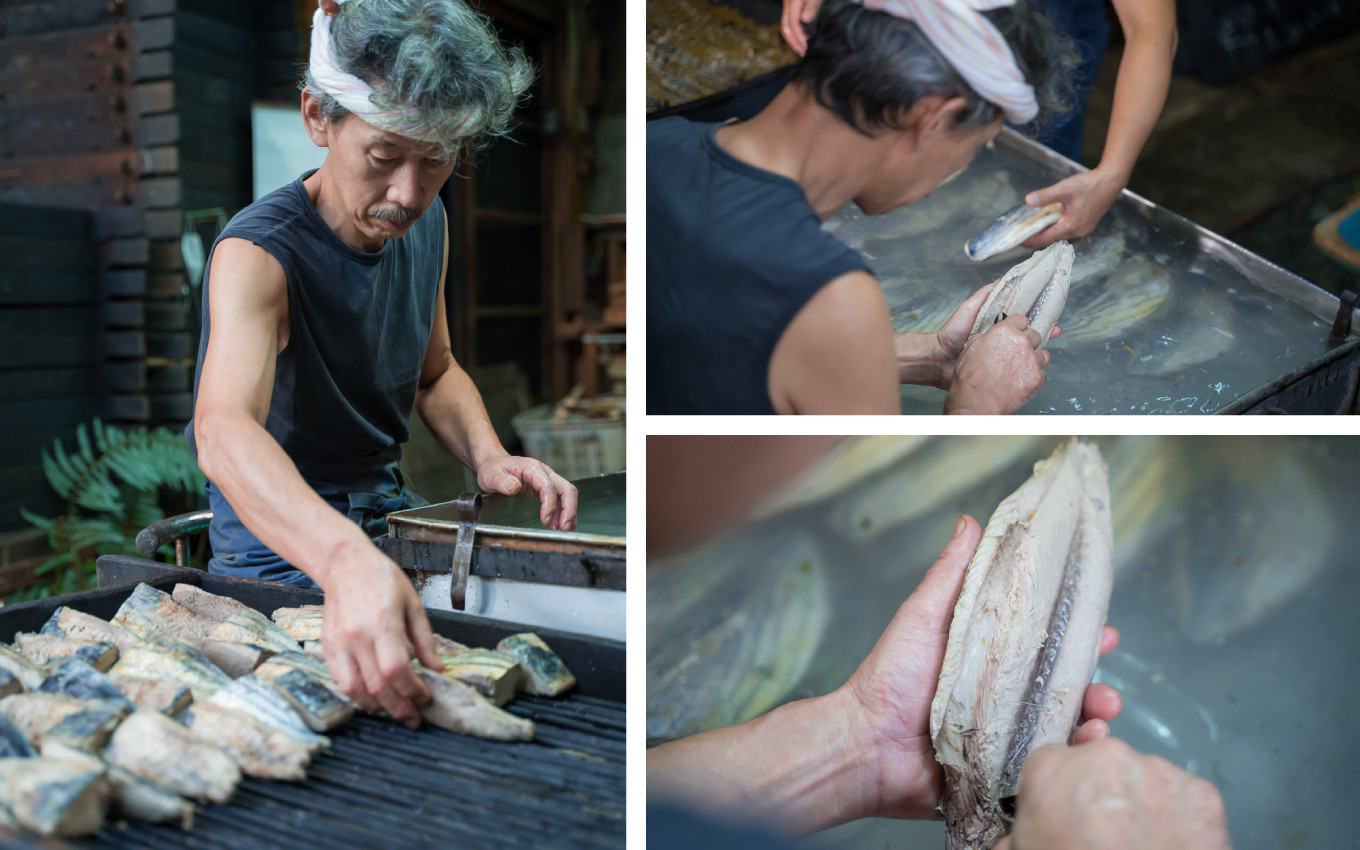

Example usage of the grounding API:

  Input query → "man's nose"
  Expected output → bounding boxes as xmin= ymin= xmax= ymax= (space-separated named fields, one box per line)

xmin=387 ymin=162 xmax=420 ymax=208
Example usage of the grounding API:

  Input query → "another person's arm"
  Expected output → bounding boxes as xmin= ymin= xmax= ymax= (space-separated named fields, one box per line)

xmin=648 ymin=516 xmax=1123 ymax=834
xmin=192 ymin=237 xmax=443 ymax=728
xmin=1024 ymin=0 xmax=1178 ymax=245
xmin=780 ymin=0 xmax=820 ymax=55
xmin=413 ymin=231 xmax=579 ymax=531
xmin=995 ymin=738 xmax=1231 ymax=850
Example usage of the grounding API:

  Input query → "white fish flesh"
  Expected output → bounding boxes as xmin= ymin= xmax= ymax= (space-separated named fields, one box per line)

xmin=967 ymin=242 xmax=1074 ymax=348
xmin=930 ymin=437 xmax=1113 ymax=850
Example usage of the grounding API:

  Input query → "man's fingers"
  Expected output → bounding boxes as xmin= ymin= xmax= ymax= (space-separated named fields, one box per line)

xmin=361 ymin=658 xmax=422 ymax=729
xmin=375 ymin=634 xmax=431 ymax=707
xmin=1072 ymin=717 xmax=1110 ymax=744
xmin=903 ymin=515 xmax=982 ymax=636
xmin=1049 ymin=324 xmax=1061 ymax=339
xmin=407 ymin=595 xmax=444 ymax=673
xmin=1099 ymin=625 xmax=1120 ymax=655
xmin=327 ymin=646 xmax=381 ymax=714
xmin=1081 ymin=682 xmax=1122 ymax=724
xmin=557 ymin=479 xmax=579 ymax=531
xmin=1037 ymin=349 xmax=1051 ymax=368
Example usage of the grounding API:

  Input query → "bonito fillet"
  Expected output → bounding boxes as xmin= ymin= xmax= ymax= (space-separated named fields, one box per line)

xmin=929 ymin=437 xmax=1113 ymax=850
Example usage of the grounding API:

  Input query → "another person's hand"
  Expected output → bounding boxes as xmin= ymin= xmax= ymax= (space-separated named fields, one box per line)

xmin=840 ymin=516 xmax=1122 ymax=819
xmin=943 ymin=314 xmax=1052 ymax=414
xmin=477 ymin=454 xmax=579 ymax=531
xmin=319 ymin=0 xmax=341 ymax=15
xmin=319 ymin=541 xmax=444 ymax=728
xmin=1020 ymin=168 xmax=1127 ymax=247
xmin=995 ymin=737 xmax=1231 ymax=850
xmin=780 ymin=0 xmax=823 ymax=55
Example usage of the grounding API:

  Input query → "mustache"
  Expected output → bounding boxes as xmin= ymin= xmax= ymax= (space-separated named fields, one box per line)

xmin=370 ymin=205 xmax=421 ymax=224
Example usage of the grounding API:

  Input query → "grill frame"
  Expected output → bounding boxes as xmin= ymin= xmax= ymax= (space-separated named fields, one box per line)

xmin=0 ymin=569 xmax=626 ymax=849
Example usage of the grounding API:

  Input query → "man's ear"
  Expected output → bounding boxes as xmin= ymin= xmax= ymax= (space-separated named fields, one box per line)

xmin=300 ymin=90 xmax=332 ymax=148
xmin=921 ymin=95 xmax=970 ymax=137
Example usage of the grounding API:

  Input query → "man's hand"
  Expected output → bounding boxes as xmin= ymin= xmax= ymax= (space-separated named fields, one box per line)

xmin=1020 ymin=168 xmax=1126 ymax=248
xmin=477 ymin=455 xmax=579 ymax=531
xmin=319 ymin=541 xmax=444 ymax=728
xmin=840 ymin=515 xmax=1121 ymax=820
xmin=942 ymin=313 xmax=1052 ymax=414
xmin=995 ymin=738 xmax=1231 ymax=850
xmin=780 ymin=0 xmax=822 ymax=55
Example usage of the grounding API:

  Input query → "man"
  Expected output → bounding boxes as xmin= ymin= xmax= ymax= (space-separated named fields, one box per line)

xmin=647 ymin=0 xmax=1076 ymax=414
xmin=188 ymin=0 xmax=577 ymax=727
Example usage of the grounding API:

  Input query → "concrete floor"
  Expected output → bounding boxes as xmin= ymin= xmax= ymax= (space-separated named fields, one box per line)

xmin=1084 ymin=30 xmax=1360 ymax=297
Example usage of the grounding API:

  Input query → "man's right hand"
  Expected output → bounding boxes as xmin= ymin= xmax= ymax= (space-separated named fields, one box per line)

xmin=318 ymin=541 xmax=445 ymax=728
xmin=943 ymin=314 xmax=1049 ymax=414
xmin=996 ymin=737 xmax=1231 ymax=850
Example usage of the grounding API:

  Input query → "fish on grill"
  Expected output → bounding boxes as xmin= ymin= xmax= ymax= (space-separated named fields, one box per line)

xmin=497 ymin=634 xmax=575 ymax=697
xmin=106 ymin=710 xmax=241 ymax=804
xmin=0 ymin=714 xmax=35 ymax=758
xmin=208 ymin=675 xmax=330 ymax=752
xmin=0 ymin=693 xmax=130 ymax=754
xmin=271 ymin=605 xmax=325 ymax=643
xmin=114 ymin=582 xmax=221 ymax=643
xmin=0 ymin=757 xmax=109 ymax=837
xmin=0 ymin=644 xmax=48 ymax=691
xmin=254 ymin=656 xmax=354 ymax=732
xmin=173 ymin=584 xmax=303 ymax=654
xmin=41 ymin=607 xmax=140 ymax=654
xmin=965 ymin=201 xmax=1064 ymax=262
xmin=197 ymin=640 xmax=274 ymax=678
xmin=39 ymin=659 xmax=136 ymax=710
xmin=36 ymin=744 xmax=195 ymax=830
xmin=107 ymin=673 xmax=193 ymax=716
xmin=0 ymin=667 xmax=18 ymax=700
xmin=14 ymin=633 xmax=119 ymax=672
xmin=415 ymin=667 xmax=535 ymax=741
xmin=967 ymin=242 xmax=1074 ymax=347
xmin=180 ymin=702 xmax=312 ymax=781
xmin=110 ymin=634 xmax=231 ymax=700
xmin=439 ymin=648 xmax=522 ymax=705
xmin=930 ymin=437 xmax=1114 ymax=850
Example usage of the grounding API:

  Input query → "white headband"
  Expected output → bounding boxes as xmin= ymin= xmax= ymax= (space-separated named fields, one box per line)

xmin=309 ymin=1 xmax=469 ymax=144
xmin=859 ymin=0 xmax=1038 ymax=124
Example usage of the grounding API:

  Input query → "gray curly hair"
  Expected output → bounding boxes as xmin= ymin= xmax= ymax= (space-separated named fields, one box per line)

xmin=301 ymin=0 xmax=535 ymax=157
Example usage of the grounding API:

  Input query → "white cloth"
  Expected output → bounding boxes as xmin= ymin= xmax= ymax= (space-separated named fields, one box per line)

xmin=309 ymin=2 xmax=467 ymax=143
xmin=859 ymin=0 xmax=1038 ymax=124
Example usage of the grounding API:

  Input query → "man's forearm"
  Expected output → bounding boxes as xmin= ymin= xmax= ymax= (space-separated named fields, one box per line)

xmin=894 ymin=332 xmax=949 ymax=388
xmin=194 ymin=411 xmax=373 ymax=587
xmin=414 ymin=363 xmax=508 ymax=472
xmin=647 ymin=687 xmax=876 ymax=836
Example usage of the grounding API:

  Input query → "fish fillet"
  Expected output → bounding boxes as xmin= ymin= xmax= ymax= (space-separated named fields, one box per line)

xmin=929 ymin=437 xmax=1113 ymax=850
xmin=106 ymin=710 xmax=240 ymax=804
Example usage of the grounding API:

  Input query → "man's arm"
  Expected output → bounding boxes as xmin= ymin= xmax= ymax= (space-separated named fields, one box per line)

xmin=413 ymin=231 xmax=578 ymax=530
xmin=192 ymin=237 xmax=442 ymax=727
xmin=767 ymin=271 xmax=902 ymax=415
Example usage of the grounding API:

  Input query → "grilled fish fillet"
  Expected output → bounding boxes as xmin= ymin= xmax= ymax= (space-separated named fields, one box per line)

xmin=415 ymin=667 xmax=535 ymax=741
xmin=107 ymin=673 xmax=193 ymax=716
xmin=270 ymin=605 xmax=325 ymax=643
xmin=439 ymin=649 xmax=522 ymax=706
xmin=111 ymin=634 xmax=231 ymax=701
xmin=174 ymin=584 xmax=303 ymax=654
xmin=497 ymin=633 xmax=576 ymax=697
xmin=41 ymin=607 xmax=140 ymax=654
xmin=0 ymin=757 xmax=108 ymax=836
xmin=181 ymin=702 xmax=311 ymax=781
xmin=39 ymin=659 xmax=137 ymax=711
xmin=106 ymin=710 xmax=240 ymax=804
xmin=14 ymin=633 xmax=118 ymax=672
xmin=930 ymin=437 xmax=1113 ymax=850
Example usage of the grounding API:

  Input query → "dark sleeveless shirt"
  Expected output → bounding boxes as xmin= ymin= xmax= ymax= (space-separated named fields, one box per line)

xmin=185 ymin=171 xmax=445 ymax=583
xmin=646 ymin=117 xmax=870 ymax=414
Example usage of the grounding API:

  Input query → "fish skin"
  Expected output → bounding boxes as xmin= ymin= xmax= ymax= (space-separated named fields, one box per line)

xmin=965 ymin=202 xmax=1064 ymax=262
xmin=181 ymin=702 xmax=311 ymax=781
xmin=208 ymin=675 xmax=330 ymax=752
xmin=106 ymin=710 xmax=240 ymax=805
xmin=930 ymin=438 xmax=1113 ymax=850
xmin=39 ymin=659 xmax=137 ymax=711
xmin=967 ymin=242 xmax=1074 ymax=348
xmin=415 ymin=668 xmax=535 ymax=741
xmin=113 ymin=582 xmax=221 ymax=644
xmin=496 ymin=635 xmax=574 ymax=697
xmin=40 ymin=608 xmax=140 ymax=654
xmin=0 ymin=757 xmax=109 ymax=837
xmin=106 ymin=673 xmax=193 ymax=716
xmin=0 ymin=694 xmax=129 ymax=755
xmin=110 ymin=635 xmax=231 ymax=701
xmin=0 ymin=693 xmax=91 ymax=747
xmin=253 ymin=661 xmax=354 ymax=732
xmin=0 ymin=714 xmax=35 ymax=758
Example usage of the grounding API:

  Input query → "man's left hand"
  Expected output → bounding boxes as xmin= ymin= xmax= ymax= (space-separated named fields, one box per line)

xmin=477 ymin=455 xmax=579 ymax=531
xmin=929 ymin=282 xmax=1061 ymax=391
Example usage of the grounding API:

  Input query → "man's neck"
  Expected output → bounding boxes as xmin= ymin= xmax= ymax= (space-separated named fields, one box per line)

xmin=302 ymin=167 xmax=386 ymax=253
xmin=713 ymin=85 xmax=889 ymax=220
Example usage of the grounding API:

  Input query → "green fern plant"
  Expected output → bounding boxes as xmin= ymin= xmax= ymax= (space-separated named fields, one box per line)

xmin=13 ymin=419 xmax=205 ymax=603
